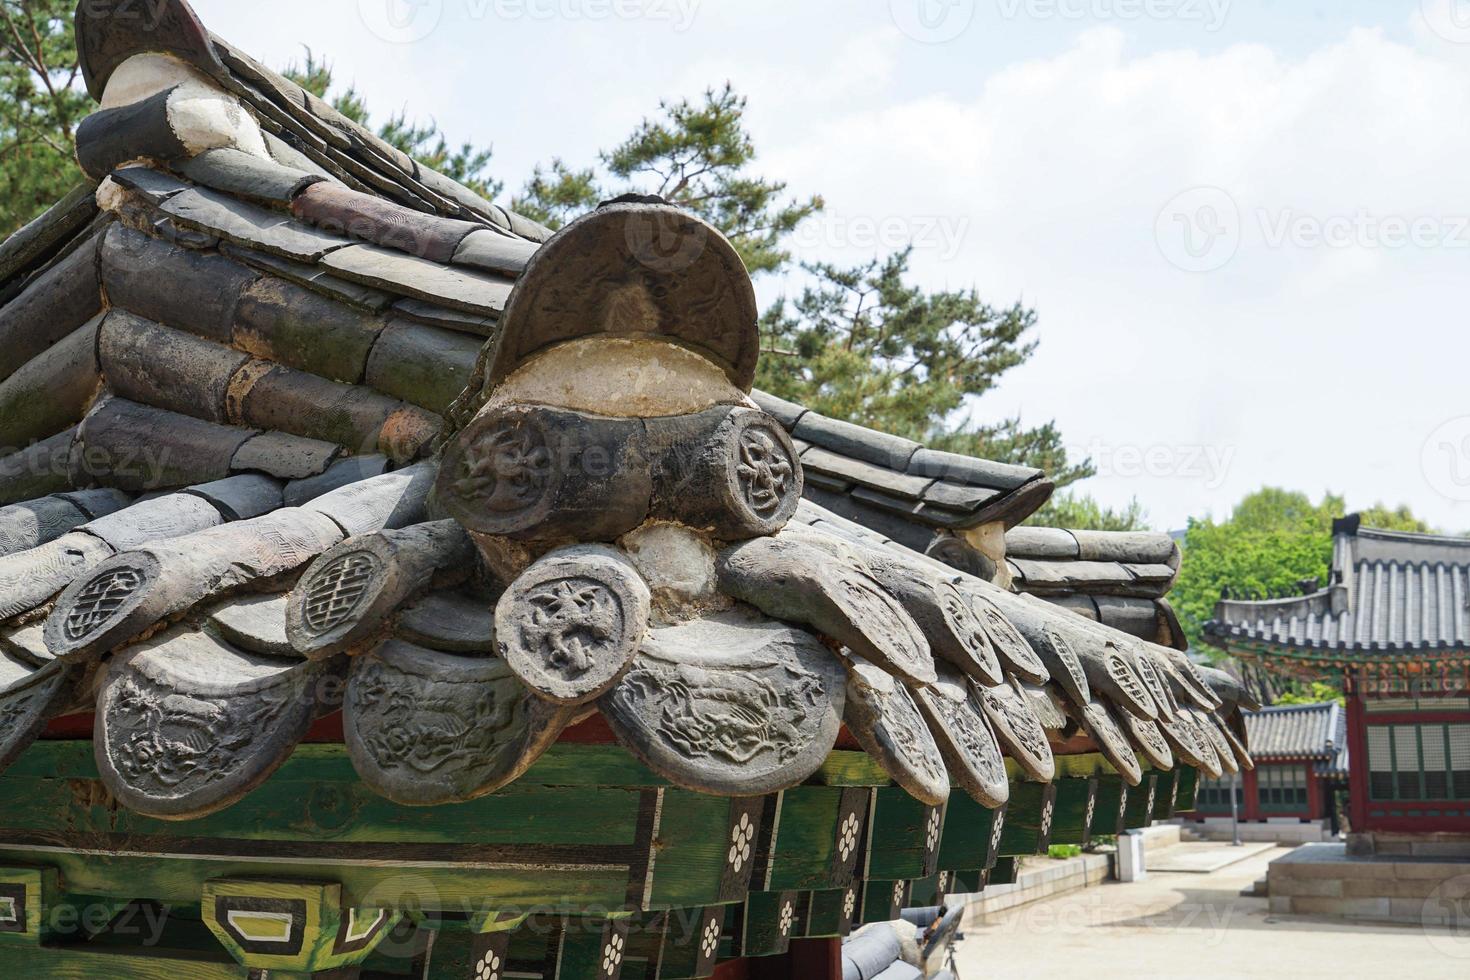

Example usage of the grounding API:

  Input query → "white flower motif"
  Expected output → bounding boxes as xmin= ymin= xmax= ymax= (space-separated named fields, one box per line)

xmin=836 ymin=812 xmax=860 ymax=862
xmin=778 ymin=901 xmax=794 ymax=937
xmin=892 ymin=881 xmax=905 ymax=910
xmin=989 ymin=811 xmax=1006 ymax=852
xmin=1084 ymin=794 xmax=1096 ymax=829
xmin=1145 ymin=788 xmax=1156 ymax=820
xmin=1040 ymin=799 xmax=1054 ymax=836
xmin=925 ymin=808 xmax=942 ymax=852
xmin=842 ymin=888 xmax=857 ymax=920
xmin=728 ymin=812 xmax=756 ymax=873
xmin=476 ymin=950 xmax=501 ymax=980
xmin=601 ymin=933 xmax=625 ymax=975
xmin=701 ymin=917 xmax=721 ymax=960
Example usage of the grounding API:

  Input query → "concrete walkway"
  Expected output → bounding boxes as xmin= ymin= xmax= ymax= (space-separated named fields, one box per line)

xmin=1148 ymin=840 xmax=1276 ymax=873
xmin=952 ymin=847 xmax=1468 ymax=978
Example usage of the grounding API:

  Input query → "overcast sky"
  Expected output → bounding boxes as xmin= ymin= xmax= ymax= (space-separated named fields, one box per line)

xmin=191 ymin=0 xmax=1470 ymax=533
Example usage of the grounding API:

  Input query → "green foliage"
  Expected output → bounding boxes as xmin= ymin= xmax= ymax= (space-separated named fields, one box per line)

xmin=514 ymin=84 xmax=821 ymax=276
xmin=0 ymin=0 xmax=88 ymax=237
xmin=283 ymin=50 xmax=501 ymax=201
xmin=749 ymin=248 xmax=1094 ymax=485
xmin=1274 ymin=682 xmax=1345 ymax=706
xmin=1027 ymin=491 xmax=1150 ymax=532
xmin=1046 ymin=843 xmax=1082 ymax=859
xmin=1173 ymin=487 xmax=1433 ymax=654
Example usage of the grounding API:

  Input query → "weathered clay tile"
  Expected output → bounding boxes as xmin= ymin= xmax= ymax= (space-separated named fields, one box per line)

xmin=390 ymin=297 xmax=497 ymax=336
xmin=599 ymin=607 xmax=846 ymax=795
xmin=101 ymin=224 xmax=257 ymax=343
xmin=44 ymin=505 xmax=344 ymax=660
xmin=95 ymin=630 xmax=339 ymax=818
xmin=231 ymin=430 xmax=341 ymax=481
xmin=0 ymin=653 xmax=83 ymax=774
xmin=450 ymin=228 xmax=539 ymax=277
xmin=0 ymin=314 xmax=102 ymax=452
xmin=220 ymin=242 xmax=393 ymax=312
xmin=208 ymin=592 xmax=294 ymax=658
xmin=286 ymin=519 xmax=473 ymax=659
xmin=365 ymin=319 xmax=481 ymax=414
xmin=0 ymin=181 xmax=98 ymax=287
xmin=906 ymin=447 xmax=1041 ymax=490
xmin=0 ymin=489 xmax=124 ymax=557
xmin=110 ymin=166 xmax=192 ymax=205
xmin=717 ymin=535 xmax=936 ymax=686
xmin=75 ymin=88 xmax=188 ymax=180
xmin=74 ymin=397 xmax=256 ymax=491
xmin=226 ymin=359 xmax=409 ymax=455
xmin=282 ymin=454 xmax=389 ymax=508
xmin=0 ymin=231 xmax=102 ymax=385
xmin=233 ymin=275 xmax=387 ymax=382
xmin=76 ymin=0 xmax=222 ymax=99
xmin=99 ymin=311 xmax=250 ymax=422
xmin=910 ymin=664 xmax=1010 ymax=807
xmin=396 ymin=589 xmax=495 ymax=654
xmin=162 ymin=187 xmax=354 ymax=262
xmin=843 ymin=655 xmax=951 ymax=806
xmin=322 ymin=244 xmax=514 ymax=316
xmin=179 ymin=146 xmax=323 ymax=205
xmin=291 ymin=182 xmax=481 ymax=263
xmin=344 ymin=639 xmax=574 ymax=804
xmin=480 ymin=202 xmax=758 ymax=391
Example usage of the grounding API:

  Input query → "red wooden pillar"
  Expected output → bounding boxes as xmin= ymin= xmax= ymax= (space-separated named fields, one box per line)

xmin=1346 ymin=690 xmax=1369 ymax=833
xmin=1241 ymin=766 xmax=1260 ymax=820
xmin=736 ymin=939 xmax=842 ymax=979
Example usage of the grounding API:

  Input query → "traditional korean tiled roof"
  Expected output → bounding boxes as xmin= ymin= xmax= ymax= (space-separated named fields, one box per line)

xmin=1205 ymin=517 xmax=1470 ymax=661
xmin=1242 ymin=702 xmax=1343 ymax=763
xmin=751 ymin=390 xmax=1054 ymax=540
xmin=0 ymin=0 xmax=1249 ymax=834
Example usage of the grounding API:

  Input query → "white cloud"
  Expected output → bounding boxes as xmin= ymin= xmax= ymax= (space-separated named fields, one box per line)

xmin=748 ymin=24 xmax=1470 ymax=530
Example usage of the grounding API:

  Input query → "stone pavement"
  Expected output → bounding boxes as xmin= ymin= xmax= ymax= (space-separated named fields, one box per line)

xmin=952 ymin=847 xmax=1469 ymax=978
xmin=1149 ymin=840 xmax=1276 ymax=873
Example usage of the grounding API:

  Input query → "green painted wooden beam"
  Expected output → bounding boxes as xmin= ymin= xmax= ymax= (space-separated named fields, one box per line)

xmin=996 ymin=781 xmax=1056 ymax=856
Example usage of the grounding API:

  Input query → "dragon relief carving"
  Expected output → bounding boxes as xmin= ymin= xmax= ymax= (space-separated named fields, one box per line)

xmin=109 ymin=674 xmax=291 ymax=792
xmin=519 ymin=577 xmax=621 ymax=677
xmin=351 ymin=660 xmax=524 ymax=775
xmin=978 ymin=684 xmax=1049 ymax=760
xmin=616 ymin=658 xmax=825 ymax=768
xmin=734 ymin=425 xmax=794 ymax=517
xmin=451 ymin=418 xmax=553 ymax=515
xmin=879 ymin=688 xmax=949 ymax=786
xmin=931 ymin=692 xmax=1004 ymax=783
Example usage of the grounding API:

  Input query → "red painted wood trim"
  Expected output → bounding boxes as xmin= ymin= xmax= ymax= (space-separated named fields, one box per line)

xmin=1347 ymin=693 xmax=1370 ymax=832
